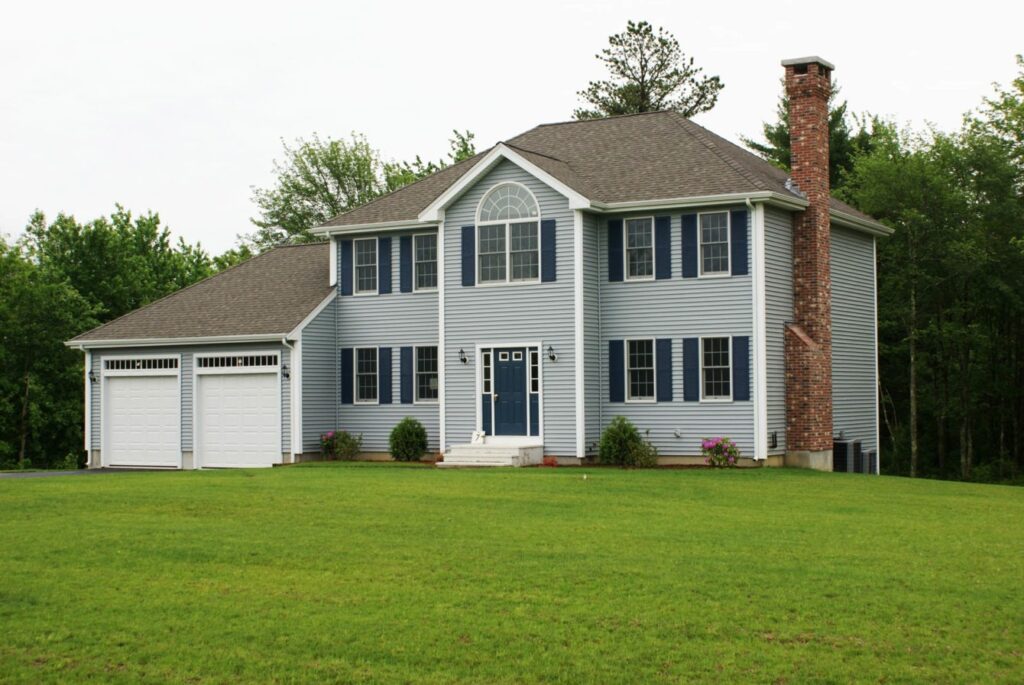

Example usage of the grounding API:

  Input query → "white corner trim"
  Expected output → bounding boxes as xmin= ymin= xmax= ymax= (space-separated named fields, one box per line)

xmin=438 ymin=218 xmax=447 ymax=451
xmin=751 ymin=203 xmax=769 ymax=460
xmin=418 ymin=143 xmax=591 ymax=222
xmin=289 ymin=338 xmax=302 ymax=457
xmin=329 ymin=236 xmax=337 ymax=287
xmin=83 ymin=350 xmax=91 ymax=454
xmin=873 ymin=236 xmax=881 ymax=474
xmin=573 ymin=209 xmax=586 ymax=459
xmin=287 ymin=290 xmax=338 ymax=340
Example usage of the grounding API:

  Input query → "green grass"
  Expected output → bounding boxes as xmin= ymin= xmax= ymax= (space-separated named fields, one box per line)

xmin=1 ymin=465 xmax=1022 ymax=683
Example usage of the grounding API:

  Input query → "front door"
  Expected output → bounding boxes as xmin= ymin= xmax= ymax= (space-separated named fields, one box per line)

xmin=493 ymin=348 xmax=527 ymax=435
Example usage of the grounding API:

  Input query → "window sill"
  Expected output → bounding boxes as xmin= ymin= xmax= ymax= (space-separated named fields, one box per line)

xmin=697 ymin=272 xmax=732 ymax=279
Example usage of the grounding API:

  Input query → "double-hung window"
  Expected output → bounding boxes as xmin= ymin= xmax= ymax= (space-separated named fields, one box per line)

xmin=626 ymin=339 xmax=655 ymax=401
xmin=625 ymin=218 xmax=654 ymax=280
xmin=355 ymin=347 xmax=378 ymax=403
xmin=415 ymin=346 xmax=438 ymax=402
xmin=354 ymin=238 xmax=378 ymax=293
xmin=476 ymin=183 xmax=540 ymax=284
xmin=699 ymin=212 xmax=730 ymax=275
xmin=414 ymin=234 xmax=437 ymax=290
xmin=701 ymin=337 xmax=731 ymax=400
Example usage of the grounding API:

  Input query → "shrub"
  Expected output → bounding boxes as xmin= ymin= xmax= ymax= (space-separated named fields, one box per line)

xmin=389 ymin=417 xmax=428 ymax=462
xmin=320 ymin=430 xmax=363 ymax=461
xmin=701 ymin=437 xmax=740 ymax=467
xmin=599 ymin=416 xmax=658 ymax=467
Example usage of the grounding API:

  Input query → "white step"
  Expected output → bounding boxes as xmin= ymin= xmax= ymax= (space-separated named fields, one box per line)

xmin=439 ymin=444 xmax=543 ymax=468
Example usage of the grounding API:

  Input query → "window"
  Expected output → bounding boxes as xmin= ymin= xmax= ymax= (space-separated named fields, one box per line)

xmin=354 ymin=238 xmax=377 ymax=293
xmin=355 ymin=347 xmax=378 ymax=403
xmin=699 ymin=212 xmax=730 ymax=275
xmin=415 ymin=346 xmax=438 ymax=402
xmin=482 ymin=351 xmax=492 ymax=394
xmin=196 ymin=355 xmax=276 ymax=369
xmin=530 ymin=349 xmax=539 ymax=393
xmin=627 ymin=339 xmax=655 ymax=401
xmin=701 ymin=337 xmax=731 ymax=400
xmin=477 ymin=183 xmax=540 ymax=284
xmin=625 ymin=218 xmax=654 ymax=280
xmin=414 ymin=234 xmax=437 ymax=290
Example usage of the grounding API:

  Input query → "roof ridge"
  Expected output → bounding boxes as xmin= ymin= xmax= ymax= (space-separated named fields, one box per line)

xmin=501 ymin=141 xmax=567 ymax=164
xmin=531 ymin=110 xmax=675 ymax=129
xmin=668 ymin=114 xmax=769 ymax=192
xmin=69 ymin=243 xmax=317 ymax=341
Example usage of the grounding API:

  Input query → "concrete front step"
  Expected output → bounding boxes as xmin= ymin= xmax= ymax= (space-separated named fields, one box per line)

xmin=439 ymin=444 xmax=543 ymax=468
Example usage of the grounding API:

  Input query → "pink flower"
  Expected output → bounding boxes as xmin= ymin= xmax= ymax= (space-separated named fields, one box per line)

xmin=326 ymin=431 xmax=335 ymax=439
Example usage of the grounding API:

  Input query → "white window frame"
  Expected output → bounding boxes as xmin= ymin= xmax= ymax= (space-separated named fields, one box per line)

xmin=353 ymin=237 xmax=378 ymax=295
xmin=475 ymin=182 xmax=542 ymax=287
xmin=354 ymin=346 xmax=379 ymax=404
xmin=413 ymin=233 xmax=438 ymax=292
xmin=700 ymin=335 xmax=734 ymax=402
xmin=474 ymin=341 xmax=544 ymax=445
xmin=698 ymin=211 xmax=731 ymax=278
xmin=413 ymin=345 xmax=439 ymax=405
xmin=625 ymin=337 xmax=657 ymax=403
xmin=624 ymin=216 xmax=656 ymax=282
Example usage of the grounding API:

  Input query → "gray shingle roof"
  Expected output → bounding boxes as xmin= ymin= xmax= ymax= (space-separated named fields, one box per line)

xmin=70 ymin=243 xmax=332 ymax=343
xmin=320 ymin=111 xmax=877 ymax=227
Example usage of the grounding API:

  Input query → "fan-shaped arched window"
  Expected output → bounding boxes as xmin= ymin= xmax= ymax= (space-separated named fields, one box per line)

xmin=476 ymin=183 xmax=540 ymax=283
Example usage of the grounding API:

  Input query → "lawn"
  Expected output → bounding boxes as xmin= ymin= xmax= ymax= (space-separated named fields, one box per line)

xmin=1 ymin=465 xmax=1021 ymax=683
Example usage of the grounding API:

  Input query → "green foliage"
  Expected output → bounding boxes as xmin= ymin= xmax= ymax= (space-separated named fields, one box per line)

xmin=574 ymin=20 xmax=724 ymax=120
xmin=598 ymin=416 xmax=657 ymax=467
xmin=248 ymin=130 xmax=476 ymax=250
xmin=389 ymin=417 xmax=428 ymax=462
xmin=320 ymin=430 xmax=363 ymax=461
xmin=701 ymin=437 xmax=740 ymax=467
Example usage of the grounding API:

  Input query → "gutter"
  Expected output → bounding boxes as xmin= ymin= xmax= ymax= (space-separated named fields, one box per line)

xmin=65 ymin=333 xmax=290 ymax=350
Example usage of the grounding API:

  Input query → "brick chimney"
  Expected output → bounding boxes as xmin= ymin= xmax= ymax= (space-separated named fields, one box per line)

xmin=782 ymin=56 xmax=834 ymax=470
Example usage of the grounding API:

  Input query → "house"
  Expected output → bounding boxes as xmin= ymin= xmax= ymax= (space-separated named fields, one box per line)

xmin=67 ymin=56 xmax=890 ymax=470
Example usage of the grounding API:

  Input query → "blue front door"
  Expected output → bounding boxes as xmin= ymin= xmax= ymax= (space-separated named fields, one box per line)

xmin=493 ymin=348 xmax=527 ymax=435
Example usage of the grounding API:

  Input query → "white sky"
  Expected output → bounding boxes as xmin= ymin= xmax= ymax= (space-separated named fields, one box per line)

xmin=2 ymin=0 xmax=1020 ymax=254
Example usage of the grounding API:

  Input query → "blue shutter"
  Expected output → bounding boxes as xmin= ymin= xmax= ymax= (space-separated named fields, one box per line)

xmin=683 ymin=338 xmax=699 ymax=401
xmin=656 ymin=338 xmax=673 ymax=401
xmin=378 ymin=237 xmax=392 ymax=294
xmin=340 ymin=240 xmax=353 ymax=296
xmin=340 ymin=348 xmax=353 ymax=404
xmin=541 ymin=219 xmax=556 ymax=282
xmin=461 ymin=225 xmax=475 ymax=287
xmin=379 ymin=347 xmax=392 ymax=403
xmin=730 ymin=209 xmax=748 ymax=276
xmin=607 ymin=219 xmax=623 ymax=282
xmin=399 ymin=236 xmax=412 ymax=293
xmin=609 ymin=340 xmax=625 ymax=402
xmin=732 ymin=336 xmax=750 ymax=401
xmin=681 ymin=214 xmax=698 ymax=278
xmin=655 ymin=216 xmax=672 ymax=280
xmin=482 ymin=395 xmax=493 ymax=435
xmin=400 ymin=346 xmax=413 ymax=404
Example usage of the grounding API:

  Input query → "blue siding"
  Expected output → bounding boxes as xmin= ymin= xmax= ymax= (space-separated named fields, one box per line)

xmin=301 ymin=295 xmax=338 ymax=452
xmin=764 ymin=206 xmax=793 ymax=453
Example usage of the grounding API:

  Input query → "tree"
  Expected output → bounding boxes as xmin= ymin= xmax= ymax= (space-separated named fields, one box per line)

xmin=742 ymin=81 xmax=884 ymax=189
xmin=247 ymin=130 xmax=476 ymax=250
xmin=574 ymin=20 xmax=724 ymax=120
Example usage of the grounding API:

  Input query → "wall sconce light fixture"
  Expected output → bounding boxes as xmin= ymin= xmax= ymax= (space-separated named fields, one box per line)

xmin=88 ymin=370 xmax=98 ymax=384
xmin=281 ymin=363 xmax=290 ymax=380
xmin=459 ymin=349 xmax=468 ymax=364
xmin=547 ymin=345 xmax=556 ymax=362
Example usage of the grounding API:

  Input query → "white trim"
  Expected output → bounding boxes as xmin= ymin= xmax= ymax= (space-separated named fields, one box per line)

xmin=623 ymin=216 xmax=656 ymax=282
xmin=700 ymin=336 xmax=735 ymax=402
xmin=412 ymin=233 xmax=439 ymax=292
xmin=67 ymin=333 xmax=290 ymax=350
xmin=353 ymin=346 xmax=380 ymax=405
xmin=412 ymin=344 xmax=440 ymax=405
xmin=287 ymin=290 xmax=338 ymax=340
xmin=352 ymin=237 xmax=378 ymax=295
xmin=474 ymin=341 xmax=544 ymax=442
xmin=100 ymin=353 xmax=182 ymax=469
xmin=573 ymin=209 xmax=586 ymax=459
xmin=697 ymin=210 xmax=731 ymax=278
xmin=419 ymin=144 xmax=591 ymax=222
xmin=624 ymin=338 xmax=657 ymax=404
xmin=83 ymin=350 xmax=92 ymax=455
xmin=751 ymin=203 xmax=769 ymax=460
xmin=329 ymin=235 xmax=338 ymax=287
xmin=591 ymin=191 xmax=809 ymax=214
xmin=438 ymin=219 xmax=446 ymax=450
xmin=311 ymin=219 xmax=439 ymax=237
xmin=831 ymin=209 xmax=894 ymax=237
xmin=873 ymin=236 xmax=881 ymax=474
xmin=287 ymin=338 xmax=302 ymax=458
xmin=475 ymin=181 xmax=541 ymax=225
xmin=193 ymin=352 xmax=280 ymax=375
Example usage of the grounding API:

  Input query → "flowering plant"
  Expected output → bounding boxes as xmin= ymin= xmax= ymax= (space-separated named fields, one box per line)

xmin=701 ymin=437 xmax=740 ymax=467
xmin=320 ymin=430 xmax=362 ymax=461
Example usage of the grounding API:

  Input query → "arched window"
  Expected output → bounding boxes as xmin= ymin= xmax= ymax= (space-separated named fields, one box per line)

xmin=476 ymin=183 xmax=540 ymax=283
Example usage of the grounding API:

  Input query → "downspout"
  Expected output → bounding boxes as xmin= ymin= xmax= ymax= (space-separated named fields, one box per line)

xmin=747 ymin=196 xmax=766 ymax=461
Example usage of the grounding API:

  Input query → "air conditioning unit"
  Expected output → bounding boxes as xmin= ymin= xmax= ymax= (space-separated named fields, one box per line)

xmin=833 ymin=439 xmax=863 ymax=473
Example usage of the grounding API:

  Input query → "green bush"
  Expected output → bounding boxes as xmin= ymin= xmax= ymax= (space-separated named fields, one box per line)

xmin=599 ymin=416 xmax=658 ymax=467
xmin=320 ymin=430 xmax=363 ymax=461
xmin=389 ymin=417 xmax=428 ymax=462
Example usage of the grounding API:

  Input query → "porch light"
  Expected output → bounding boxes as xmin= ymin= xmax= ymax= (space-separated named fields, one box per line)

xmin=459 ymin=349 xmax=468 ymax=364
xmin=547 ymin=345 xmax=556 ymax=362
xmin=88 ymin=370 xmax=98 ymax=384
xmin=281 ymin=363 xmax=290 ymax=380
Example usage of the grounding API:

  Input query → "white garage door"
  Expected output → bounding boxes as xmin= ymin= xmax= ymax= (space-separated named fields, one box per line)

xmin=197 ymin=372 xmax=280 ymax=468
xmin=106 ymin=374 xmax=180 ymax=467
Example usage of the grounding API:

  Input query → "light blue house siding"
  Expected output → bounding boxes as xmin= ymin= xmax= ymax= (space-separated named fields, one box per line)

xmin=596 ymin=209 xmax=755 ymax=456
xmin=443 ymin=159 xmax=577 ymax=455
xmin=336 ymin=231 xmax=440 ymax=452
xmin=764 ymin=206 xmax=794 ymax=455
xmin=831 ymin=225 xmax=878 ymax=452
xmin=89 ymin=342 xmax=291 ymax=454
xmin=581 ymin=211 xmax=602 ymax=455
xmin=301 ymin=296 xmax=339 ymax=452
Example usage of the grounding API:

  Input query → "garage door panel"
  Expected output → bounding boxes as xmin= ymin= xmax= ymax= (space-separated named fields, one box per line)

xmin=198 ymin=372 xmax=279 ymax=467
xmin=106 ymin=375 xmax=179 ymax=467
